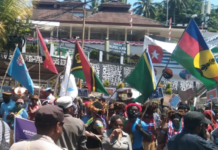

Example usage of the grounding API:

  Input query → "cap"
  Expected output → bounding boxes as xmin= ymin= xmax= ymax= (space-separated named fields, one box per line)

xmin=16 ymin=99 xmax=24 ymax=104
xmin=30 ymin=95 xmax=39 ymax=100
xmin=184 ymin=111 xmax=211 ymax=129
xmin=56 ymin=96 xmax=73 ymax=109
xmin=3 ymin=92 xmax=12 ymax=96
xmin=45 ymin=87 xmax=52 ymax=92
xmin=35 ymin=105 xmax=64 ymax=126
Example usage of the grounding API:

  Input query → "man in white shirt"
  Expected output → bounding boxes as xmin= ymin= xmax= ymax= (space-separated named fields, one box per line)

xmin=0 ymin=119 xmax=10 ymax=149
xmin=10 ymin=105 xmax=65 ymax=150
xmin=43 ymin=87 xmax=55 ymax=105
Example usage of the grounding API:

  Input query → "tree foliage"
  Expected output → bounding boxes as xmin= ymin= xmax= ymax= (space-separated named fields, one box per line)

xmin=133 ymin=0 xmax=156 ymax=19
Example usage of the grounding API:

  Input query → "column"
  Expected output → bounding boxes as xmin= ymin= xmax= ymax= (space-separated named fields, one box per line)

xmin=125 ymin=28 xmax=127 ymax=41
xmin=33 ymin=31 xmax=36 ymax=37
xmin=99 ymin=51 xmax=103 ymax=62
xmin=88 ymin=27 xmax=91 ymax=40
xmin=50 ymin=30 xmax=53 ymax=37
xmin=106 ymin=28 xmax=109 ymax=39
xmin=69 ymin=26 xmax=72 ymax=38
xmin=105 ymin=38 xmax=109 ymax=60
xmin=145 ymin=30 xmax=150 ymax=36
xmin=56 ymin=26 xmax=59 ymax=38
xmin=126 ymin=41 xmax=130 ymax=63
xmin=120 ymin=54 xmax=124 ymax=65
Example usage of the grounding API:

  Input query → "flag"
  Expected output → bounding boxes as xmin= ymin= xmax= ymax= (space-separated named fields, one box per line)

xmin=36 ymin=28 xmax=58 ymax=74
xmin=7 ymin=48 xmax=34 ymax=94
xmin=59 ymin=54 xmax=78 ymax=99
xmin=71 ymin=41 xmax=109 ymax=95
xmin=124 ymin=50 xmax=157 ymax=103
xmin=171 ymin=19 xmax=218 ymax=89
xmin=148 ymin=45 xmax=163 ymax=63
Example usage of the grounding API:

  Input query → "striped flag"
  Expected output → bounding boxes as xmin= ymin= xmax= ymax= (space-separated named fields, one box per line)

xmin=130 ymin=9 xmax=133 ymax=35
xmin=169 ymin=18 xmax=172 ymax=41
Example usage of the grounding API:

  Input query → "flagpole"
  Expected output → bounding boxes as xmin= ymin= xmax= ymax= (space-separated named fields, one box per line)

xmin=54 ymin=73 xmax=62 ymax=96
xmin=0 ymin=46 xmax=18 ymax=94
xmin=36 ymin=27 xmax=41 ymax=99
xmin=65 ymin=54 xmax=74 ymax=96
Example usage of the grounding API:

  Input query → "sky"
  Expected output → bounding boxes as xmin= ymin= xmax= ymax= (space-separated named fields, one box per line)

xmin=128 ymin=0 xmax=218 ymax=7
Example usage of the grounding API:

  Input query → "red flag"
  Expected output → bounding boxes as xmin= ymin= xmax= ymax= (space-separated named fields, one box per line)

xmin=36 ymin=28 xmax=58 ymax=74
xmin=148 ymin=45 xmax=163 ymax=63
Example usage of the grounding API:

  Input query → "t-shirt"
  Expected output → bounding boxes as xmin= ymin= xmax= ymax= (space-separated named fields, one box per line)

xmin=47 ymin=94 xmax=55 ymax=101
xmin=10 ymin=108 xmax=28 ymax=129
xmin=28 ymin=104 xmax=40 ymax=121
xmin=0 ymin=100 xmax=15 ymax=123
xmin=82 ymin=115 xmax=91 ymax=124
xmin=124 ymin=118 xmax=148 ymax=149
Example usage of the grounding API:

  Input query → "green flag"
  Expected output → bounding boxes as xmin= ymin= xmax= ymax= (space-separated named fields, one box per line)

xmin=124 ymin=51 xmax=157 ymax=103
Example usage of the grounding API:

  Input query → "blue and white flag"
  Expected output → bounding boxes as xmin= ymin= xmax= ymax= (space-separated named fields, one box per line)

xmin=7 ymin=48 xmax=34 ymax=94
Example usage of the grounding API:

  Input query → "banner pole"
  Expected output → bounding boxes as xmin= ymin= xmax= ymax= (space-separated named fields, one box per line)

xmin=36 ymin=27 xmax=41 ymax=99
xmin=54 ymin=73 xmax=62 ymax=96
xmin=65 ymin=54 xmax=74 ymax=96
xmin=0 ymin=46 xmax=18 ymax=94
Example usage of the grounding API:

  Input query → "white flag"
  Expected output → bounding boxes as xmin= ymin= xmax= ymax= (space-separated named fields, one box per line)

xmin=59 ymin=54 xmax=78 ymax=99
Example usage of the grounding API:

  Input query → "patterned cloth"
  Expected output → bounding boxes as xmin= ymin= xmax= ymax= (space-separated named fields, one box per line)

xmin=0 ymin=119 xmax=10 ymax=149
xmin=167 ymin=119 xmax=184 ymax=142
xmin=143 ymin=118 xmax=155 ymax=142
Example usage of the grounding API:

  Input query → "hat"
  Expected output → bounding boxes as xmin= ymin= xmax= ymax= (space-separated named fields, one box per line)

xmin=3 ymin=92 xmax=12 ymax=96
xmin=45 ymin=87 xmax=52 ymax=92
xmin=184 ymin=111 xmax=211 ymax=129
xmin=56 ymin=96 xmax=73 ymax=109
xmin=35 ymin=105 xmax=64 ymax=126
xmin=16 ymin=99 xmax=24 ymax=104
xmin=14 ymin=87 xmax=26 ymax=95
xmin=30 ymin=95 xmax=39 ymax=100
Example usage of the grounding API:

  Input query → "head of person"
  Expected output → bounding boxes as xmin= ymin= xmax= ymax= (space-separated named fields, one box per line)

xmin=60 ymin=50 xmax=63 ymax=56
xmin=126 ymin=103 xmax=142 ymax=121
xmin=54 ymin=50 xmax=58 ymax=55
xmin=114 ymin=102 xmax=126 ymax=117
xmin=56 ymin=96 xmax=74 ymax=116
xmin=110 ymin=115 xmax=124 ymax=130
xmin=15 ymin=99 xmax=24 ymax=110
xmin=30 ymin=95 xmax=39 ymax=106
xmin=213 ymin=109 xmax=218 ymax=120
xmin=178 ymin=102 xmax=190 ymax=113
xmin=127 ymin=92 xmax=132 ymax=98
xmin=99 ymin=97 xmax=106 ymax=103
xmin=145 ymin=101 xmax=159 ymax=116
xmin=167 ymin=109 xmax=185 ymax=131
xmin=109 ymin=103 xmax=115 ymax=117
xmin=3 ymin=92 xmax=12 ymax=103
xmin=184 ymin=111 xmax=211 ymax=139
xmin=35 ymin=105 xmax=65 ymax=143
xmin=87 ymin=100 xmax=106 ymax=119
xmin=45 ymin=88 xmax=52 ymax=97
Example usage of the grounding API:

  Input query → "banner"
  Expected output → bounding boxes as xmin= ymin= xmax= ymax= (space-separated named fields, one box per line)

xmin=206 ymin=88 xmax=217 ymax=102
xmin=178 ymin=88 xmax=195 ymax=101
xmin=168 ymin=94 xmax=180 ymax=109
xmin=14 ymin=117 xmax=36 ymax=142
xmin=102 ymin=87 xmax=117 ymax=99
xmin=78 ymin=88 xmax=89 ymax=98
xmin=149 ymin=87 xmax=164 ymax=100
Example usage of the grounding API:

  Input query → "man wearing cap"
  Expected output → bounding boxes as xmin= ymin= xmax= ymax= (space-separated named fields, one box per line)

xmin=10 ymin=105 xmax=65 ymax=150
xmin=56 ymin=96 xmax=87 ymax=150
xmin=167 ymin=111 xmax=218 ymax=150
xmin=45 ymin=87 xmax=55 ymax=102
xmin=28 ymin=95 xmax=40 ymax=121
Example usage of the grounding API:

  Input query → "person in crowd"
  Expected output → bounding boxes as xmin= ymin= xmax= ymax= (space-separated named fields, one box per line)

xmin=0 ymin=92 xmax=15 ymax=124
xmin=123 ymin=103 xmax=151 ymax=150
xmin=141 ymin=102 xmax=159 ymax=150
xmin=167 ymin=111 xmax=218 ymax=150
xmin=204 ymin=110 xmax=218 ymax=133
xmin=102 ymin=115 xmax=132 ymax=150
xmin=82 ymin=101 xmax=92 ymax=124
xmin=85 ymin=100 xmax=106 ymax=150
xmin=28 ymin=95 xmax=40 ymax=121
xmin=56 ymin=96 xmax=87 ymax=150
xmin=10 ymin=105 xmax=65 ymax=150
xmin=0 ymin=119 xmax=10 ymax=149
xmin=45 ymin=87 xmax=55 ymax=102
xmin=105 ymin=103 xmax=116 ymax=128
xmin=114 ymin=102 xmax=126 ymax=119
xmin=213 ymin=109 xmax=218 ymax=125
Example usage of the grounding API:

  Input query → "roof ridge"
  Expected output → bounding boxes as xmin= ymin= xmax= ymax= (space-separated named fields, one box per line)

xmin=132 ymin=14 xmax=165 ymax=25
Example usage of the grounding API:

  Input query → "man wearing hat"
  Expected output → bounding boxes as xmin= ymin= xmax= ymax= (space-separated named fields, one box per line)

xmin=10 ymin=105 xmax=64 ymax=150
xmin=167 ymin=111 xmax=218 ymax=150
xmin=45 ymin=87 xmax=55 ymax=102
xmin=28 ymin=95 xmax=40 ymax=121
xmin=0 ymin=92 xmax=15 ymax=124
xmin=56 ymin=96 xmax=87 ymax=150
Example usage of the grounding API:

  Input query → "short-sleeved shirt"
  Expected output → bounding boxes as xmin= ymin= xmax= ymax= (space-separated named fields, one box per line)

xmin=10 ymin=108 xmax=28 ymax=129
xmin=124 ymin=118 xmax=148 ymax=149
xmin=47 ymin=94 xmax=55 ymax=101
xmin=28 ymin=104 xmax=40 ymax=121
xmin=0 ymin=100 xmax=15 ymax=123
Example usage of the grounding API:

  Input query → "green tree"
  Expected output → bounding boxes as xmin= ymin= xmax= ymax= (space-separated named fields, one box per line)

xmin=89 ymin=0 xmax=100 ymax=14
xmin=0 ymin=0 xmax=33 ymax=50
xmin=133 ymin=0 xmax=156 ymax=19
xmin=207 ymin=9 xmax=218 ymax=32
xmin=164 ymin=83 xmax=172 ymax=95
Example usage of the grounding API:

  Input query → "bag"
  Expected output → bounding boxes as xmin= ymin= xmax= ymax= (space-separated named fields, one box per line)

xmin=0 ymin=119 xmax=9 ymax=150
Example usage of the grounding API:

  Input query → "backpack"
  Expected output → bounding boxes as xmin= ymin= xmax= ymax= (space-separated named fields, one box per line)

xmin=0 ymin=120 xmax=9 ymax=150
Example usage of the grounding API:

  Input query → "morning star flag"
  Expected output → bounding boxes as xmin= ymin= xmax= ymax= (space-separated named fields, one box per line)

xmin=71 ymin=41 xmax=109 ymax=95
xmin=36 ymin=28 xmax=58 ymax=74
xmin=171 ymin=19 xmax=218 ymax=89
xmin=7 ymin=48 xmax=34 ymax=94
xmin=124 ymin=50 xmax=157 ymax=103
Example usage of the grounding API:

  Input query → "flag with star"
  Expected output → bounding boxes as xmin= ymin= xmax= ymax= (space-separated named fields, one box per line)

xmin=36 ymin=27 xmax=58 ymax=74
xmin=148 ymin=45 xmax=163 ymax=63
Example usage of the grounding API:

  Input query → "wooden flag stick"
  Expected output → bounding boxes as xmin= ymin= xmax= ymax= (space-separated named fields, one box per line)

xmin=36 ymin=27 xmax=41 ymax=99
xmin=0 ymin=46 xmax=18 ymax=94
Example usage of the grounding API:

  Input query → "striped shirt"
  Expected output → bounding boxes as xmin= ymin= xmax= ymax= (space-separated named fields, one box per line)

xmin=0 ymin=119 xmax=10 ymax=149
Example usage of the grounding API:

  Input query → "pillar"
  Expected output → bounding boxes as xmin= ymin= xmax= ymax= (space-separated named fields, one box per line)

xmin=145 ymin=30 xmax=150 ymax=36
xmin=125 ymin=29 xmax=127 ymax=41
xmin=126 ymin=41 xmax=130 ymax=63
xmin=69 ymin=26 xmax=72 ymax=38
xmin=56 ymin=27 xmax=59 ymax=38
xmin=33 ymin=31 xmax=36 ymax=37
xmin=106 ymin=28 xmax=109 ymax=39
xmin=120 ymin=54 xmax=124 ymax=65
xmin=105 ymin=38 xmax=109 ymax=60
xmin=88 ymin=27 xmax=91 ymax=40
xmin=99 ymin=51 xmax=103 ymax=62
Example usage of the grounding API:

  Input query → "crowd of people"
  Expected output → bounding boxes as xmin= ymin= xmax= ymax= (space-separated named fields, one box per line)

xmin=1 ymin=89 xmax=218 ymax=150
